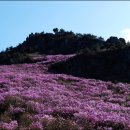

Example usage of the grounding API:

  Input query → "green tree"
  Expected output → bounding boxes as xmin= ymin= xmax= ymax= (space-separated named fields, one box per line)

xmin=53 ymin=28 xmax=59 ymax=34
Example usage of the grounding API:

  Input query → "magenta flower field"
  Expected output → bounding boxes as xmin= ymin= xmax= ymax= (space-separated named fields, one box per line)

xmin=0 ymin=55 xmax=130 ymax=130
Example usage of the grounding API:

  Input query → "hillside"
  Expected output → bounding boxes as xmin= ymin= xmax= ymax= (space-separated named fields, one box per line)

xmin=0 ymin=54 xmax=130 ymax=130
xmin=0 ymin=29 xmax=130 ymax=129
xmin=49 ymin=46 xmax=130 ymax=83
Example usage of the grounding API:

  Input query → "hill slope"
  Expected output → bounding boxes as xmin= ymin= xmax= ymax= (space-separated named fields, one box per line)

xmin=0 ymin=54 xmax=130 ymax=130
xmin=49 ymin=46 xmax=130 ymax=83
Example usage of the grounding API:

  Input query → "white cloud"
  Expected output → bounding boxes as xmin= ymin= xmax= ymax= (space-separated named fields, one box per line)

xmin=121 ymin=28 xmax=130 ymax=42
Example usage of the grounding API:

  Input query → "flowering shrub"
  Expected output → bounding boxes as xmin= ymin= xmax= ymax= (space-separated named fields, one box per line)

xmin=0 ymin=120 xmax=18 ymax=130
xmin=44 ymin=117 xmax=79 ymax=130
xmin=0 ymin=54 xmax=130 ymax=129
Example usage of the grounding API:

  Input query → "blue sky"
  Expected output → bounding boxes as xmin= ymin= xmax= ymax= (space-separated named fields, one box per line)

xmin=0 ymin=1 xmax=130 ymax=51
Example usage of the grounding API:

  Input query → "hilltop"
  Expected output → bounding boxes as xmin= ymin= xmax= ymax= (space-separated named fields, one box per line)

xmin=0 ymin=28 xmax=127 ymax=65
